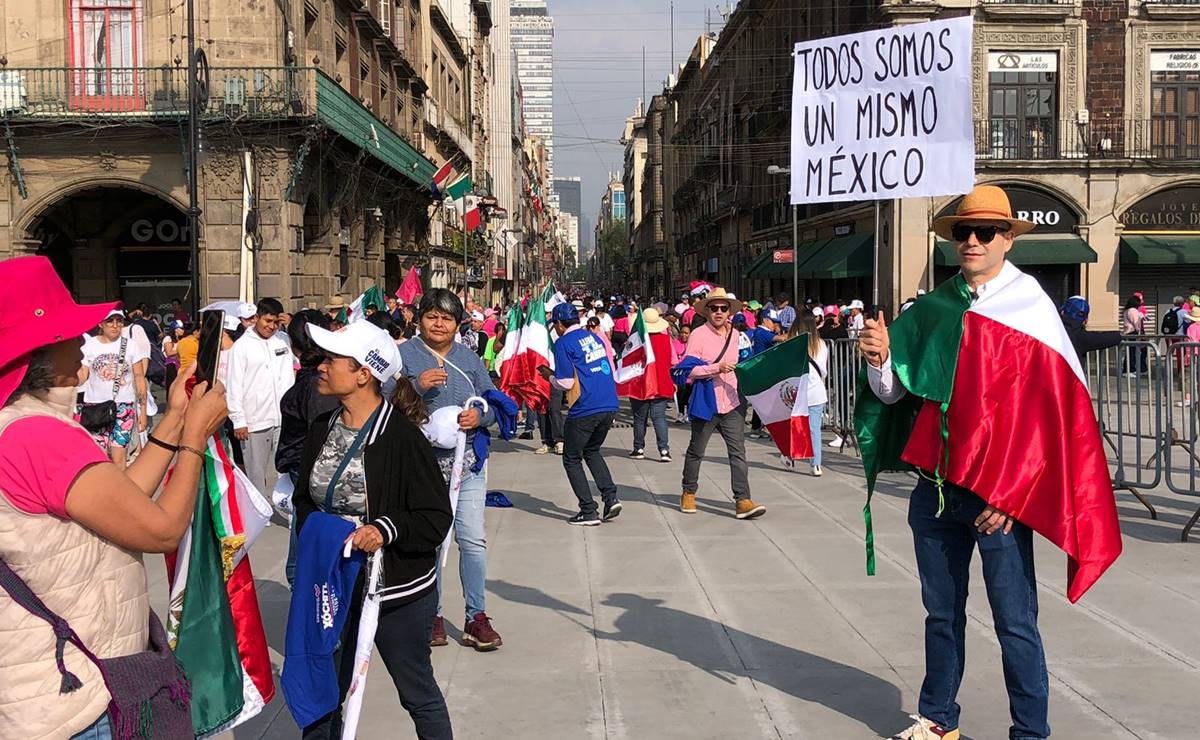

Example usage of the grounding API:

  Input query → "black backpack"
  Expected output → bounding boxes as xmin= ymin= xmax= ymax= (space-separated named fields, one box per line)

xmin=1162 ymin=308 xmax=1180 ymax=336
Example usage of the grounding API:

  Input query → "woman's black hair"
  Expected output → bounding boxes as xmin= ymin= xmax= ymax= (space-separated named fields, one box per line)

xmin=289 ymin=309 xmax=331 ymax=367
xmin=8 ymin=346 xmax=55 ymax=403
xmin=367 ymin=310 xmax=404 ymax=340
xmin=418 ymin=288 xmax=465 ymax=323
xmin=586 ymin=316 xmax=600 ymax=329
xmin=1125 ymin=295 xmax=1142 ymax=310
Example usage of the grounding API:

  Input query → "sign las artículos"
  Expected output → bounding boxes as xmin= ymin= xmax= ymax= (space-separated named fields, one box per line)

xmin=987 ymin=52 xmax=1058 ymax=73
xmin=790 ymin=16 xmax=975 ymax=205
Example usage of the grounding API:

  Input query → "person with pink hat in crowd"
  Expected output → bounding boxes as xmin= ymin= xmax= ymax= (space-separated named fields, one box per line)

xmin=0 ymin=256 xmax=229 ymax=739
xmin=481 ymin=308 xmax=499 ymax=338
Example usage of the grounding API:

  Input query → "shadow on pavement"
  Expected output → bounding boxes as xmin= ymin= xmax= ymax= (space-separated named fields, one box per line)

xmin=594 ymin=593 xmax=908 ymax=737
xmin=487 ymin=577 xmax=909 ymax=736
xmin=501 ymin=489 xmax=578 ymax=521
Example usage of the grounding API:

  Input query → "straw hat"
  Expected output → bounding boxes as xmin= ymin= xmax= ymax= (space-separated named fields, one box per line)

xmin=640 ymin=307 xmax=669 ymax=334
xmin=696 ymin=287 xmax=743 ymax=317
xmin=1188 ymin=305 xmax=1200 ymax=323
xmin=932 ymin=185 xmax=1036 ymax=241
xmin=324 ymin=294 xmax=348 ymax=311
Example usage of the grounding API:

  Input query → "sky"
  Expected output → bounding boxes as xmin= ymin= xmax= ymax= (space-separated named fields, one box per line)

xmin=548 ymin=0 xmax=729 ymax=248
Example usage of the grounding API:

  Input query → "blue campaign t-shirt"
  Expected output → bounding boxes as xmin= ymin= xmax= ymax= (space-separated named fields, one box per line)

xmin=751 ymin=327 xmax=777 ymax=356
xmin=554 ymin=327 xmax=619 ymax=418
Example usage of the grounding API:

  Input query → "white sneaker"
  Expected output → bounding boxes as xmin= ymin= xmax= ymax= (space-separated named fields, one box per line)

xmin=893 ymin=715 xmax=959 ymax=740
xmin=554 ymin=442 xmax=564 ymax=455
xmin=534 ymin=444 xmax=551 ymax=454
xmin=812 ymin=464 xmax=822 ymax=477
xmin=780 ymin=454 xmax=795 ymax=469
xmin=828 ymin=436 xmax=843 ymax=449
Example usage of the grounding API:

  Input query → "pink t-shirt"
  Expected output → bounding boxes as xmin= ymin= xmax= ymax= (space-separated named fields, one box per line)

xmin=0 ymin=417 xmax=109 ymax=518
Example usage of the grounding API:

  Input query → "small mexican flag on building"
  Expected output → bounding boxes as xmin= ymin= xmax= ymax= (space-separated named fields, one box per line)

xmin=735 ymin=335 xmax=814 ymax=460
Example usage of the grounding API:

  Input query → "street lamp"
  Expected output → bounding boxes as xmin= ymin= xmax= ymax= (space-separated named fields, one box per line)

xmin=766 ymin=165 xmax=798 ymax=303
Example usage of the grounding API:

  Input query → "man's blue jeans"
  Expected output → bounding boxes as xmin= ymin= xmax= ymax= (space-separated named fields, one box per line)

xmin=909 ymin=477 xmax=1049 ymax=740
xmin=435 ymin=468 xmax=488 ymax=619
xmin=631 ymin=397 xmax=669 ymax=453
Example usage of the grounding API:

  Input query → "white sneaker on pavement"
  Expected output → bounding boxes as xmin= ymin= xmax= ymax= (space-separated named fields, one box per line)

xmin=828 ymin=436 xmax=843 ymax=449
xmin=893 ymin=715 xmax=959 ymax=740
xmin=534 ymin=444 xmax=551 ymax=454
xmin=812 ymin=464 xmax=822 ymax=477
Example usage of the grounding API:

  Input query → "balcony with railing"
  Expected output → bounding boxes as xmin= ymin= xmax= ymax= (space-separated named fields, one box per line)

xmin=0 ymin=66 xmax=315 ymax=119
xmin=974 ymin=118 xmax=1200 ymax=161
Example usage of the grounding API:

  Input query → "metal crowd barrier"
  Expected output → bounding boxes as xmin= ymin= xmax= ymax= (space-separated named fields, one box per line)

xmin=826 ymin=333 xmax=1200 ymax=541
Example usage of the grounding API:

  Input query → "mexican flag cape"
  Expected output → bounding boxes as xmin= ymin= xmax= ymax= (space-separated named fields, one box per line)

xmin=615 ymin=309 xmax=657 ymax=394
xmin=734 ymin=334 xmax=814 ymax=459
xmin=165 ymin=434 xmax=275 ymax=736
xmin=854 ymin=264 xmax=1121 ymax=603
xmin=506 ymin=283 xmax=555 ymax=412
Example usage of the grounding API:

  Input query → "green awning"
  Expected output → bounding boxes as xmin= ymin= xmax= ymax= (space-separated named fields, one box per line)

xmin=934 ymin=236 xmax=1098 ymax=266
xmin=799 ymin=233 xmax=875 ymax=279
xmin=316 ymin=71 xmax=437 ymax=189
xmin=1120 ymin=235 xmax=1200 ymax=265
xmin=742 ymin=249 xmax=774 ymax=279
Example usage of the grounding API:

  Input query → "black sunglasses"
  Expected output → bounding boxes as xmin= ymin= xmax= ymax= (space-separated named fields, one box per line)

xmin=951 ymin=223 xmax=1010 ymax=245
xmin=708 ymin=304 xmax=731 ymax=313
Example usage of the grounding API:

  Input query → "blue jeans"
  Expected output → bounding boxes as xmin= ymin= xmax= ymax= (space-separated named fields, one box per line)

xmin=806 ymin=403 xmax=824 ymax=466
xmin=631 ymin=398 xmax=669 ymax=453
xmin=435 ymin=469 xmax=488 ymax=619
xmin=71 ymin=713 xmax=112 ymax=740
xmin=909 ymin=478 xmax=1049 ymax=739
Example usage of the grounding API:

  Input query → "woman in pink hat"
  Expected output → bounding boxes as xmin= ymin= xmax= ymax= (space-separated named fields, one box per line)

xmin=0 ymin=257 xmax=228 ymax=739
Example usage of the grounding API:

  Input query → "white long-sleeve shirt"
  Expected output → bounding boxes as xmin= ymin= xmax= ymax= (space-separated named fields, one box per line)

xmin=226 ymin=329 xmax=295 ymax=431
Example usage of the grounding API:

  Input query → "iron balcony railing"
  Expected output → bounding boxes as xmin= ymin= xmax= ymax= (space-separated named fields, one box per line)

xmin=0 ymin=66 xmax=315 ymax=119
xmin=979 ymin=0 xmax=1073 ymax=4
xmin=974 ymin=118 xmax=1200 ymax=161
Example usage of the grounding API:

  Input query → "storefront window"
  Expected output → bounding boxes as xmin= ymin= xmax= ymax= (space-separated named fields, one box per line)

xmin=987 ymin=53 xmax=1058 ymax=159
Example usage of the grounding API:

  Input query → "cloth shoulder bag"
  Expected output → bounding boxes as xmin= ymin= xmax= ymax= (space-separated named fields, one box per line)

xmin=0 ymin=557 xmax=192 ymax=739
xmin=79 ymin=337 xmax=127 ymax=433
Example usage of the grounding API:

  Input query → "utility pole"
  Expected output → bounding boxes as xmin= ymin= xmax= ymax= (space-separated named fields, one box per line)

xmin=670 ymin=1 xmax=675 ymax=72
xmin=186 ymin=0 xmax=203 ymax=318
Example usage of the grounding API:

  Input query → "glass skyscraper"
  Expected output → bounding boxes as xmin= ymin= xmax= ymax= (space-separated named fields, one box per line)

xmin=512 ymin=0 xmax=555 ymax=192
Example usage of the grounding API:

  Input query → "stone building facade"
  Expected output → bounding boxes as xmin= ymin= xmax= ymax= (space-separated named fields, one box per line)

xmin=0 ymin=0 xmax=492 ymax=315
xmin=655 ymin=0 xmax=1200 ymax=328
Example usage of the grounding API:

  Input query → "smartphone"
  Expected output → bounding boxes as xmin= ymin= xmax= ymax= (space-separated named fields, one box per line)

xmin=195 ymin=310 xmax=225 ymax=386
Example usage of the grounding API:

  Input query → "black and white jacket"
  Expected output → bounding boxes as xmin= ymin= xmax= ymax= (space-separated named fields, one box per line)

xmin=293 ymin=400 xmax=452 ymax=606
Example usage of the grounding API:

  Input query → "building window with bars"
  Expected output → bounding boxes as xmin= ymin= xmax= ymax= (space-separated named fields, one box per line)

xmin=1150 ymin=51 xmax=1200 ymax=159
xmin=986 ymin=52 xmax=1058 ymax=159
xmin=68 ymin=0 xmax=143 ymax=110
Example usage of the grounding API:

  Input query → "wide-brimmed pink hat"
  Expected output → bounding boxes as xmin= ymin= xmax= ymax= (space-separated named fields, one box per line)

xmin=0 ymin=256 xmax=120 ymax=406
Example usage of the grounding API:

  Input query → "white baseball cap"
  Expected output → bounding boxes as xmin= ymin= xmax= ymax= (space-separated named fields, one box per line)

xmin=593 ymin=299 xmax=605 ymax=308
xmin=849 ymin=299 xmax=865 ymax=310
xmin=812 ymin=307 xmax=823 ymax=317
xmin=307 ymin=321 xmax=402 ymax=382
xmin=470 ymin=310 xmax=485 ymax=322
xmin=236 ymin=302 xmax=257 ymax=320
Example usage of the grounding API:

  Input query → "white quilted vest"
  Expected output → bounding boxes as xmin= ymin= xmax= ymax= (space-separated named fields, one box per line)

xmin=0 ymin=389 xmax=150 ymax=740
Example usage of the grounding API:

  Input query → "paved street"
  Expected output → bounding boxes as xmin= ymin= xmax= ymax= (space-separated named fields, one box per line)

xmin=143 ymin=414 xmax=1200 ymax=740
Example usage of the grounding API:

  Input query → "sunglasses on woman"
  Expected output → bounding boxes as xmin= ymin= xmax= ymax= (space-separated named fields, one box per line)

xmin=951 ymin=223 xmax=1010 ymax=245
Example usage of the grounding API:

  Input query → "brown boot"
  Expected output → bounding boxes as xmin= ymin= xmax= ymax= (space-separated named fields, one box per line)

xmin=430 ymin=615 xmax=448 ymax=647
xmin=680 ymin=491 xmax=697 ymax=514
xmin=735 ymin=498 xmax=766 ymax=519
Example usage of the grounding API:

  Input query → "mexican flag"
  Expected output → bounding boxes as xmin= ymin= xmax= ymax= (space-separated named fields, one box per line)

xmin=430 ymin=161 xmax=454 ymax=197
xmin=498 ymin=304 xmax=526 ymax=398
xmin=348 ymin=285 xmax=385 ymax=323
xmin=509 ymin=283 xmax=556 ymax=412
xmin=166 ymin=434 xmax=275 ymax=736
xmin=855 ymin=264 xmax=1122 ymax=603
xmin=734 ymin=335 xmax=813 ymax=459
xmin=615 ymin=309 xmax=657 ymax=393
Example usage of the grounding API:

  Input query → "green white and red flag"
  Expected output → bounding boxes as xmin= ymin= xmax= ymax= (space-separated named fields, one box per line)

xmin=855 ymin=263 xmax=1122 ymax=603
xmin=506 ymin=283 xmax=555 ymax=412
xmin=734 ymin=335 xmax=814 ymax=459
xmin=165 ymin=433 xmax=275 ymax=736
xmin=498 ymin=303 xmax=526 ymax=400
xmin=615 ymin=310 xmax=657 ymax=396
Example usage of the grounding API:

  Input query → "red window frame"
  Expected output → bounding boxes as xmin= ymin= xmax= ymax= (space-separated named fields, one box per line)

xmin=67 ymin=0 xmax=145 ymax=112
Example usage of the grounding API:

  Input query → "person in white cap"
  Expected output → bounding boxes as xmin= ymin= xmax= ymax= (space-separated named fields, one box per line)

xmin=847 ymin=299 xmax=866 ymax=338
xmin=293 ymin=319 xmax=453 ymax=739
xmin=226 ymin=297 xmax=295 ymax=496
xmin=79 ymin=309 xmax=149 ymax=466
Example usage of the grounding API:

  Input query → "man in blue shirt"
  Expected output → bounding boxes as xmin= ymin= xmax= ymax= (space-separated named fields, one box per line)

xmin=538 ymin=302 xmax=620 ymax=526
xmin=776 ymin=292 xmax=797 ymax=332
xmin=751 ymin=311 xmax=783 ymax=355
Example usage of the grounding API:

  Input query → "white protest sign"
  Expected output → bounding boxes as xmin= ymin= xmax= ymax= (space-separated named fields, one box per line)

xmin=790 ymin=16 xmax=975 ymax=205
